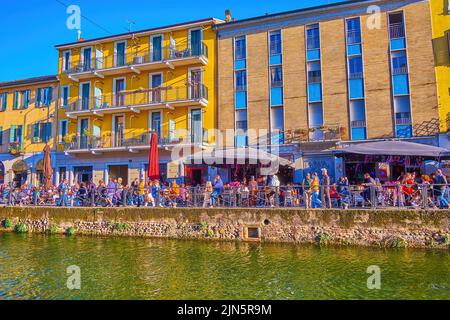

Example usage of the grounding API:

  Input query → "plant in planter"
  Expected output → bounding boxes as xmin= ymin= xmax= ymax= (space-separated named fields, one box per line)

xmin=8 ymin=142 xmax=23 ymax=155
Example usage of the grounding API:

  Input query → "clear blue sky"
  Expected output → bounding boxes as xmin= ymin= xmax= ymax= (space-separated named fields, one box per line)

xmin=0 ymin=0 xmax=341 ymax=82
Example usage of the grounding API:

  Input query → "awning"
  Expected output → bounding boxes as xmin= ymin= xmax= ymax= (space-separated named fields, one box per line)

xmin=334 ymin=141 xmax=449 ymax=157
xmin=185 ymin=147 xmax=294 ymax=167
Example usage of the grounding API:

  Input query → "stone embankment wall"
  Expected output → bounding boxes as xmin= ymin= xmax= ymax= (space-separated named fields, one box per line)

xmin=0 ymin=207 xmax=449 ymax=249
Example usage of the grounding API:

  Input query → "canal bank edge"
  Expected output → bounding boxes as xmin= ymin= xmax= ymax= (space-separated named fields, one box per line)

xmin=0 ymin=207 xmax=449 ymax=249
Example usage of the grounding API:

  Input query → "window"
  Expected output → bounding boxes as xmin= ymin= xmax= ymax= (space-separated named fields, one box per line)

xmin=235 ymin=70 xmax=247 ymax=92
xmin=33 ymin=122 xmax=52 ymax=143
xmin=389 ymin=12 xmax=405 ymax=39
xmin=59 ymin=120 xmax=68 ymax=143
xmin=235 ymin=36 xmax=246 ymax=61
xmin=308 ymin=103 xmax=323 ymax=127
xmin=115 ymin=42 xmax=126 ymax=67
xmin=306 ymin=24 xmax=320 ymax=50
xmin=35 ymin=87 xmax=53 ymax=107
xmin=0 ymin=93 xmax=7 ymax=111
xmin=307 ymin=61 xmax=322 ymax=83
xmin=391 ymin=51 xmax=408 ymax=75
xmin=151 ymin=35 xmax=163 ymax=62
xmin=62 ymin=50 xmax=71 ymax=72
xmin=269 ymin=31 xmax=282 ymax=56
xmin=61 ymin=86 xmax=69 ymax=107
xmin=346 ymin=18 xmax=361 ymax=44
xmin=13 ymin=90 xmax=30 ymax=109
xmin=271 ymin=106 xmax=284 ymax=131
xmin=81 ymin=47 xmax=92 ymax=71
xmin=235 ymin=109 xmax=248 ymax=132
xmin=394 ymin=95 xmax=411 ymax=113
xmin=270 ymin=66 xmax=283 ymax=87
xmin=348 ymin=56 xmax=363 ymax=79
xmin=10 ymin=125 xmax=23 ymax=143
xmin=0 ymin=126 xmax=2 ymax=145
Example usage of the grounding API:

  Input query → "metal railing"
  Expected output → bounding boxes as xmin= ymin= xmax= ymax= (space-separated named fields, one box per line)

xmin=346 ymin=30 xmax=361 ymax=44
xmin=350 ymin=120 xmax=366 ymax=128
xmin=395 ymin=116 xmax=412 ymax=126
xmin=392 ymin=66 xmax=408 ymax=75
xmin=272 ymin=125 xmax=342 ymax=144
xmin=65 ymin=42 xmax=208 ymax=74
xmin=389 ymin=22 xmax=405 ymax=39
xmin=349 ymin=72 xmax=364 ymax=80
xmin=65 ymin=84 xmax=208 ymax=112
xmin=3 ymin=183 xmax=450 ymax=210
xmin=306 ymin=36 xmax=320 ymax=50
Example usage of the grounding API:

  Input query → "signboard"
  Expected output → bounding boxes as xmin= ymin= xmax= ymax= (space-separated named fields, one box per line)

xmin=167 ymin=161 xmax=179 ymax=179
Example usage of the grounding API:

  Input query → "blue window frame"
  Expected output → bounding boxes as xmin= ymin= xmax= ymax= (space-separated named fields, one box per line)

xmin=306 ymin=24 xmax=320 ymax=50
xmin=346 ymin=18 xmax=361 ymax=44
xmin=234 ymin=36 xmax=246 ymax=61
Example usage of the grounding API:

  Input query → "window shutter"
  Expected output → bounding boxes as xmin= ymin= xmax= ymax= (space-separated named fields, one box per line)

xmin=47 ymin=87 xmax=53 ymax=106
xmin=44 ymin=122 xmax=51 ymax=142
xmin=24 ymin=90 xmax=30 ymax=108
xmin=0 ymin=126 xmax=3 ymax=145
xmin=18 ymin=125 xmax=23 ymax=143
xmin=10 ymin=125 xmax=16 ymax=142
xmin=0 ymin=93 xmax=6 ymax=111
xmin=34 ymin=123 xmax=40 ymax=143
xmin=36 ymin=88 xmax=42 ymax=107
xmin=13 ymin=91 xmax=19 ymax=110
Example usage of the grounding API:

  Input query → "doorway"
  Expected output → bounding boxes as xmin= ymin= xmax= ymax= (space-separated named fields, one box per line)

xmin=113 ymin=115 xmax=125 ymax=147
xmin=108 ymin=165 xmax=128 ymax=186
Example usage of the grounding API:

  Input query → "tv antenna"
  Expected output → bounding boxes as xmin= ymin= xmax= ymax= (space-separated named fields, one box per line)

xmin=126 ymin=19 xmax=136 ymax=32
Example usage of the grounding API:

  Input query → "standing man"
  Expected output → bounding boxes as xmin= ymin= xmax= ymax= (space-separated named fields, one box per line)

xmin=302 ymin=172 xmax=313 ymax=209
xmin=211 ymin=175 xmax=224 ymax=207
xmin=57 ymin=179 xmax=69 ymax=207
xmin=321 ymin=168 xmax=332 ymax=208
xmin=435 ymin=169 xmax=449 ymax=209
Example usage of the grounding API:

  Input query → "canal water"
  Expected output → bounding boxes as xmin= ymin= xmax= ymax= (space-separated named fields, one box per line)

xmin=0 ymin=233 xmax=448 ymax=300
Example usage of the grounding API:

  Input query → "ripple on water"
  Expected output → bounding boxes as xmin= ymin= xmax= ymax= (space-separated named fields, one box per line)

xmin=0 ymin=234 xmax=449 ymax=300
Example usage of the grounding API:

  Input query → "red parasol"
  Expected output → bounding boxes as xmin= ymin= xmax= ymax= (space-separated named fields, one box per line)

xmin=147 ymin=133 xmax=160 ymax=181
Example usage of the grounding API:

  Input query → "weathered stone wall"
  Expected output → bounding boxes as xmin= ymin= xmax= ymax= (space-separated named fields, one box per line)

xmin=0 ymin=207 xmax=449 ymax=249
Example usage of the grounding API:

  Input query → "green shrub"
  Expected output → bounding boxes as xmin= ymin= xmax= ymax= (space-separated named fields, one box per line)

xmin=315 ymin=233 xmax=332 ymax=244
xmin=66 ymin=227 xmax=76 ymax=236
xmin=207 ymin=229 xmax=214 ymax=238
xmin=112 ymin=223 xmax=129 ymax=232
xmin=200 ymin=222 xmax=208 ymax=231
xmin=48 ymin=225 xmax=59 ymax=235
xmin=2 ymin=218 xmax=12 ymax=229
xmin=15 ymin=223 xmax=28 ymax=234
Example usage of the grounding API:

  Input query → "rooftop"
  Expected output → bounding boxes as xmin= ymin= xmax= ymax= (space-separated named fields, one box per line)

xmin=0 ymin=75 xmax=58 ymax=89
xmin=55 ymin=17 xmax=223 ymax=49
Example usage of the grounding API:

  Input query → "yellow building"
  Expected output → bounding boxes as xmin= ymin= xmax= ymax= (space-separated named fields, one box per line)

xmin=54 ymin=18 xmax=222 ymax=186
xmin=430 ymin=0 xmax=450 ymax=135
xmin=0 ymin=75 xmax=58 ymax=186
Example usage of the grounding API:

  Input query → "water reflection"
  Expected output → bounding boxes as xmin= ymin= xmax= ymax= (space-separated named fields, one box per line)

xmin=0 ymin=234 xmax=448 ymax=300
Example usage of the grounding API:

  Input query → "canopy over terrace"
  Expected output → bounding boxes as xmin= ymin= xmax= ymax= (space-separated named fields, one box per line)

xmin=334 ymin=141 xmax=450 ymax=158
xmin=185 ymin=147 xmax=294 ymax=167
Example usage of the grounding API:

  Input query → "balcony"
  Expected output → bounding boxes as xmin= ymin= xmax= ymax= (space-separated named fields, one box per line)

xmin=346 ymin=30 xmax=361 ymax=45
xmin=395 ymin=116 xmax=412 ymax=126
xmin=389 ymin=23 xmax=405 ymax=39
xmin=64 ymin=42 xmax=208 ymax=81
xmin=350 ymin=120 xmax=366 ymax=128
xmin=264 ymin=125 xmax=343 ymax=145
xmin=392 ymin=66 xmax=408 ymax=75
xmin=64 ymin=131 xmax=208 ymax=154
xmin=64 ymin=84 xmax=209 ymax=118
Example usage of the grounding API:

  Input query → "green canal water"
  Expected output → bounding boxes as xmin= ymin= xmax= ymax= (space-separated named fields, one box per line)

xmin=0 ymin=233 xmax=449 ymax=300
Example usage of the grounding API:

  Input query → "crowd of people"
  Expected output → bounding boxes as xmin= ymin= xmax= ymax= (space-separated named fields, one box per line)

xmin=1 ymin=168 xmax=449 ymax=209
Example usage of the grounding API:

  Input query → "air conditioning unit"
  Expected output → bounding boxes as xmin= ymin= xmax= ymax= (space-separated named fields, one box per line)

xmin=133 ymin=56 xmax=144 ymax=64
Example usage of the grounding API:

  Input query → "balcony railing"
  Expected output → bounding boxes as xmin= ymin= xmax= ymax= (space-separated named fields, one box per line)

xmin=65 ymin=42 xmax=208 ymax=75
xmin=349 ymin=72 xmax=364 ymax=80
xmin=264 ymin=125 xmax=342 ymax=145
xmin=346 ymin=30 xmax=361 ymax=45
xmin=395 ymin=116 xmax=412 ymax=126
xmin=392 ymin=66 xmax=408 ymax=75
xmin=306 ymin=36 xmax=320 ymax=50
xmin=350 ymin=120 xmax=366 ymax=128
xmin=389 ymin=22 xmax=405 ymax=39
xmin=65 ymin=84 xmax=208 ymax=113
xmin=64 ymin=130 xmax=207 ymax=152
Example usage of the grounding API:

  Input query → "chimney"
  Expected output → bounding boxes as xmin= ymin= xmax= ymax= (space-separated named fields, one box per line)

xmin=225 ymin=9 xmax=232 ymax=23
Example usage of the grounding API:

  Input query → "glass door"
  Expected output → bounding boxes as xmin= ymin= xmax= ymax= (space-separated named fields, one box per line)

xmin=151 ymin=35 xmax=162 ymax=62
xmin=114 ymin=79 xmax=125 ymax=106
xmin=151 ymin=112 xmax=162 ymax=141
xmin=190 ymin=29 xmax=201 ymax=56
xmin=113 ymin=115 xmax=124 ymax=147
xmin=80 ymin=83 xmax=91 ymax=110
xmin=79 ymin=119 xmax=89 ymax=149
xmin=150 ymin=74 xmax=162 ymax=103
xmin=189 ymin=69 xmax=201 ymax=99
xmin=190 ymin=109 xmax=202 ymax=144
xmin=115 ymin=42 xmax=126 ymax=67
xmin=82 ymin=48 xmax=92 ymax=71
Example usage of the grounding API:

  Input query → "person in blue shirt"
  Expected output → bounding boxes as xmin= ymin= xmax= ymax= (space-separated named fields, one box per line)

xmin=211 ymin=175 xmax=224 ymax=207
xmin=57 ymin=179 xmax=69 ymax=207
